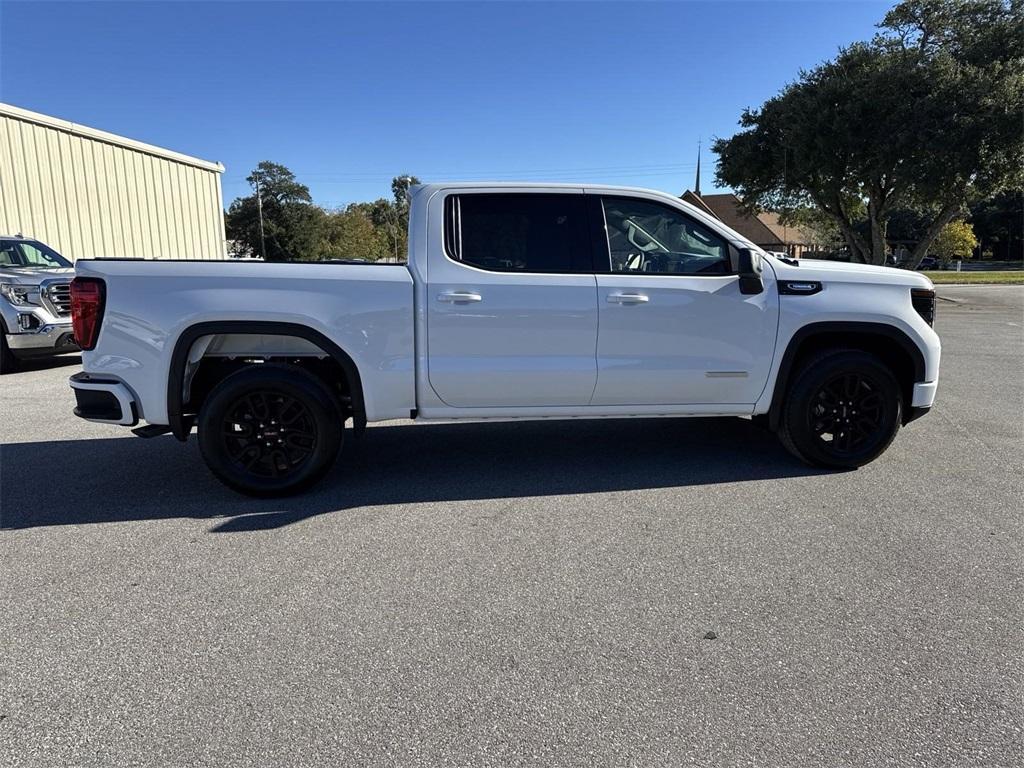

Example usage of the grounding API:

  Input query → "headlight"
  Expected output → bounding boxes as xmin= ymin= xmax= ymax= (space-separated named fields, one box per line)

xmin=911 ymin=288 xmax=936 ymax=327
xmin=0 ymin=283 xmax=42 ymax=307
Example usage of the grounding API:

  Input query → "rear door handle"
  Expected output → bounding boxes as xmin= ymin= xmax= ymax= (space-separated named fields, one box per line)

xmin=607 ymin=292 xmax=649 ymax=305
xmin=437 ymin=291 xmax=482 ymax=303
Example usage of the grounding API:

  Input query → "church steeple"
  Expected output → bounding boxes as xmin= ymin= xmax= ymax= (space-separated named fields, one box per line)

xmin=694 ymin=140 xmax=702 ymax=196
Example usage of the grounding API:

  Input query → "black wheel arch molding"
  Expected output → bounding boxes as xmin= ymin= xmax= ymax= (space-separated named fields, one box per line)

xmin=166 ymin=320 xmax=366 ymax=441
xmin=766 ymin=321 xmax=927 ymax=431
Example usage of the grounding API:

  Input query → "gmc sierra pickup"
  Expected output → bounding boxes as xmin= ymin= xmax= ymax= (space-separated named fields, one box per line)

xmin=69 ymin=183 xmax=940 ymax=496
xmin=1 ymin=236 xmax=78 ymax=373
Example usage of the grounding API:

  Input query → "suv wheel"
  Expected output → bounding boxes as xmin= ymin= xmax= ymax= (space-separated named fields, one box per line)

xmin=198 ymin=365 xmax=343 ymax=497
xmin=0 ymin=332 xmax=19 ymax=375
xmin=779 ymin=349 xmax=902 ymax=469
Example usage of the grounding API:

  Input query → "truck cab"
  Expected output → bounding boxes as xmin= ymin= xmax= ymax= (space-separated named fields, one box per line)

xmin=68 ymin=183 xmax=941 ymax=496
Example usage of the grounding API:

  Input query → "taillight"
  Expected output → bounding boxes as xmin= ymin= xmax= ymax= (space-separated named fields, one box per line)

xmin=70 ymin=277 xmax=106 ymax=350
xmin=911 ymin=288 xmax=936 ymax=327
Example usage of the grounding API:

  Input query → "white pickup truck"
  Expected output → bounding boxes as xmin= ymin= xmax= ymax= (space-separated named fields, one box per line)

xmin=69 ymin=183 xmax=940 ymax=496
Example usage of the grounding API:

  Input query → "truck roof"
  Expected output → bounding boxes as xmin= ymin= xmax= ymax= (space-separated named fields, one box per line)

xmin=409 ymin=182 xmax=759 ymax=250
xmin=411 ymin=181 xmax=682 ymax=195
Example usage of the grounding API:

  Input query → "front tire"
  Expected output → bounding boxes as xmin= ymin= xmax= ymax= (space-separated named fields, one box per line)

xmin=198 ymin=365 xmax=343 ymax=497
xmin=0 ymin=332 xmax=19 ymax=375
xmin=779 ymin=349 xmax=902 ymax=469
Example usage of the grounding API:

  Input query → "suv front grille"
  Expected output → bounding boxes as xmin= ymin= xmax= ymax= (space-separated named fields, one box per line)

xmin=42 ymin=281 xmax=72 ymax=317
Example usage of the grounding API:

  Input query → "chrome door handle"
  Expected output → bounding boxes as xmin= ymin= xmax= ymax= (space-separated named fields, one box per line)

xmin=607 ymin=292 xmax=649 ymax=304
xmin=437 ymin=291 xmax=482 ymax=303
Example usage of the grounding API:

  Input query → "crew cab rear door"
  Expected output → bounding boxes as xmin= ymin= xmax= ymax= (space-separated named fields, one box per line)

xmin=588 ymin=193 xmax=779 ymax=406
xmin=426 ymin=190 xmax=598 ymax=407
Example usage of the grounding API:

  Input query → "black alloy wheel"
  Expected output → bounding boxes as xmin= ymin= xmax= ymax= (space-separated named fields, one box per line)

xmin=779 ymin=349 xmax=902 ymax=469
xmin=198 ymin=365 xmax=343 ymax=497
xmin=808 ymin=372 xmax=886 ymax=456
xmin=220 ymin=390 xmax=319 ymax=479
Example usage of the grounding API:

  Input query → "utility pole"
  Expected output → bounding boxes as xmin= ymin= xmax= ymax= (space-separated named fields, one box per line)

xmin=254 ymin=174 xmax=267 ymax=261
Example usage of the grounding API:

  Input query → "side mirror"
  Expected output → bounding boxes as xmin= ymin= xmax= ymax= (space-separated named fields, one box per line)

xmin=737 ymin=248 xmax=764 ymax=295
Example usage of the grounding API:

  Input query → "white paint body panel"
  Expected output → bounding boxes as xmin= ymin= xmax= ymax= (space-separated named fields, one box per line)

xmin=593 ymin=272 xmax=779 ymax=405
xmin=75 ymin=260 xmax=414 ymax=423
xmin=427 ymin=274 xmax=599 ymax=406
xmin=751 ymin=258 xmax=941 ymax=416
xmin=421 ymin=188 xmax=598 ymax=407
xmin=73 ymin=182 xmax=941 ymax=430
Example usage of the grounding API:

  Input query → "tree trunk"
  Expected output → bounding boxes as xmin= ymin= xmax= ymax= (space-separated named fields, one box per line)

xmin=907 ymin=200 xmax=963 ymax=270
xmin=834 ymin=218 xmax=872 ymax=263
xmin=841 ymin=231 xmax=868 ymax=262
xmin=867 ymin=197 xmax=889 ymax=266
xmin=809 ymin=189 xmax=872 ymax=263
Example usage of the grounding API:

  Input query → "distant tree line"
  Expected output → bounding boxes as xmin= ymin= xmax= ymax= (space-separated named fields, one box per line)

xmin=225 ymin=161 xmax=420 ymax=262
xmin=714 ymin=0 xmax=1024 ymax=266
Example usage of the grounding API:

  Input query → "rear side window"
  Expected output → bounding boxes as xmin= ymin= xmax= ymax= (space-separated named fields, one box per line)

xmin=444 ymin=193 xmax=591 ymax=273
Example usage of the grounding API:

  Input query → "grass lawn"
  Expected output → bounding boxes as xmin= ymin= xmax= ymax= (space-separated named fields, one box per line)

xmin=921 ymin=270 xmax=1024 ymax=285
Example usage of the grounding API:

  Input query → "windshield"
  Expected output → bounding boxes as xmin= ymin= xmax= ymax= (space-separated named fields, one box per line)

xmin=0 ymin=239 xmax=73 ymax=269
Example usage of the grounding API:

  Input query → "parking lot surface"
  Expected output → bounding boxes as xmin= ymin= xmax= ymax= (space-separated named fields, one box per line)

xmin=2 ymin=286 xmax=1022 ymax=767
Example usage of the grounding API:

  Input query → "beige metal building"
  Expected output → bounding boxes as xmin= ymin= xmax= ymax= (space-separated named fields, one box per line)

xmin=0 ymin=102 xmax=226 ymax=260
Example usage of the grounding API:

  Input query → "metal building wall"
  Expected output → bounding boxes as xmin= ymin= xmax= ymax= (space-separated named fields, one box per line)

xmin=0 ymin=103 xmax=226 ymax=260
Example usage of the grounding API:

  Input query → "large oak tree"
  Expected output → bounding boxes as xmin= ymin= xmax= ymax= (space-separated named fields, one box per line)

xmin=714 ymin=0 xmax=1023 ymax=265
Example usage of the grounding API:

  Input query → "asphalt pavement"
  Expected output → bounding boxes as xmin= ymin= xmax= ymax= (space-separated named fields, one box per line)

xmin=2 ymin=286 xmax=1021 ymax=767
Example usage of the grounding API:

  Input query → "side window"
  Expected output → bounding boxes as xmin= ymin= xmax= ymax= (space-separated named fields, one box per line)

xmin=445 ymin=193 xmax=590 ymax=273
xmin=600 ymin=197 xmax=730 ymax=275
xmin=0 ymin=241 xmax=17 ymax=266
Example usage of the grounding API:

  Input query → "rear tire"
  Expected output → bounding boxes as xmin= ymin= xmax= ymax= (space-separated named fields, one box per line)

xmin=198 ymin=365 xmax=343 ymax=497
xmin=778 ymin=349 xmax=902 ymax=469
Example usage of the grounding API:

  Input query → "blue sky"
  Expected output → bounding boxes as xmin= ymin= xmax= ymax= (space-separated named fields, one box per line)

xmin=1 ymin=1 xmax=888 ymax=207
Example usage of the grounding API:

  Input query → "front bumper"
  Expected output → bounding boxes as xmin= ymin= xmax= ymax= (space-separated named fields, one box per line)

xmin=69 ymin=372 xmax=138 ymax=426
xmin=904 ymin=381 xmax=938 ymax=424
xmin=912 ymin=381 xmax=938 ymax=408
xmin=5 ymin=322 xmax=78 ymax=356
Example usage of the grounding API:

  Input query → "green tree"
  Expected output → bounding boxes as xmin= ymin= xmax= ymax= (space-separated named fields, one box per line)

xmin=969 ymin=190 xmax=1024 ymax=260
xmin=713 ymin=0 xmax=1024 ymax=266
xmin=884 ymin=209 xmax=933 ymax=246
xmin=319 ymin=204 xmax=389 ymax=261
xmin=391 ymin=174 xmax=420 ymax=207
xmin=932 ymin=220 xmax=979 ymax=266
xmin=372 ymin=174 xmax=421 ymax=261
xmin=778 ymin=205 xmax=850 ymax=253
xmin=225 ymin=161 xmax=323 ymax=262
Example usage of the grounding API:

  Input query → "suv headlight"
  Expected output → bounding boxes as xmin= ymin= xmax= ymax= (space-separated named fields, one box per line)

xmin=911 ymin=288 xmax=936 ymax=327
xmin=0 ymin=283 xmax=42 ymax=307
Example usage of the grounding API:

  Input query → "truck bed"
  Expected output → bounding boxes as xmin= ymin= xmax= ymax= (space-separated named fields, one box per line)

xmin=74 ymin=259 xmax=416 ymax=424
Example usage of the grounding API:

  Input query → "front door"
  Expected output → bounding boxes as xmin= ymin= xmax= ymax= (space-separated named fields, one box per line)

xmin=590 ymin=194 xmax=779 ymax=406
xmin=426 ymin=191 xmax=598 ymax=408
